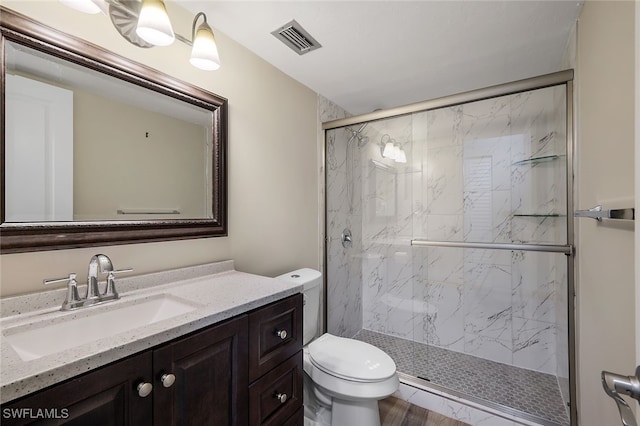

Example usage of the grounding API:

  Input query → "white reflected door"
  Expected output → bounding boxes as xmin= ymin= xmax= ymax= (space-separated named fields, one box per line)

xmin=5 ymin=74 xmax=73 ymax=222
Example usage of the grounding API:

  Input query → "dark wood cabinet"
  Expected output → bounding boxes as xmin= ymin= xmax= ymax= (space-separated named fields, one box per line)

xmin=248 ymin=294 xmax=303 ymax=426
xmin=1 ymin=351 xmax=153 ymax=426
xmin=1 ymin=294 xmax=303 ymax=426
xmin=153 ymin=316 xmax=248 ymax=426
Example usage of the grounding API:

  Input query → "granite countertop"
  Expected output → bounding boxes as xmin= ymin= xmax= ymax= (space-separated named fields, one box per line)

xmin=0 ymin=260 xmax=303 ymax=404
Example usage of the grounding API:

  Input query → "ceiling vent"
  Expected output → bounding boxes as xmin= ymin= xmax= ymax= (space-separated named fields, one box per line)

xmin=271 ymin=20 xmax=321 ymax=55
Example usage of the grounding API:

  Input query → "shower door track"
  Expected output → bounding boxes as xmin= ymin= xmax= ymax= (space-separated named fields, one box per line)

xmin=411 ymin=239 xmax=573 ymax=255
xmin=399 ymin=372 xmax=566 ymax=426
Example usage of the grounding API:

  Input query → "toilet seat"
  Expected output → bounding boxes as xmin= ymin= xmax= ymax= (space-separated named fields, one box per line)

xmin=308 ymin=334 xmax=396 ymax=383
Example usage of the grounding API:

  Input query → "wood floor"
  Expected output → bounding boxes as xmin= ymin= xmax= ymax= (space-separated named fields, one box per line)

xmin=379 ymin=396 xmax=471 ymax=426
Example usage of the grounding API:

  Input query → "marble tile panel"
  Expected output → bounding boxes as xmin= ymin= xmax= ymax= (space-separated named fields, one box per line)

xmin=426 ymin=106 xmax=463 ymax=149
xmin=511 ymin=86 xmax=566 ymax=160
xmin=423 ymin=214 xmax=460 ymax=241
xmin=427 ymin=247 xmax=464 ymax=284
xmin=422 ymin=280 xmax=465 ymax=351
xmin=464 ymin=261 xmax=512 ymax=341
xmin=462 ymin=96 xmax=510 ymax=143
xmin=511 ymin=251 xmax=558 ymax=323
xmin=512 ymin=317 xmax=556 ymax=375
xmin=426 ymin=145 xmax=463 ymax=215
xmin=464 ymin=333 xmax=513 ymax=365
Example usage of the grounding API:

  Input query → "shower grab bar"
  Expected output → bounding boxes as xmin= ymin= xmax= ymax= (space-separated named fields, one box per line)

xmin=574 ymin=205 xmax=635 ymax=222
xmin=410 ymin=239 xmax=573 ymax=254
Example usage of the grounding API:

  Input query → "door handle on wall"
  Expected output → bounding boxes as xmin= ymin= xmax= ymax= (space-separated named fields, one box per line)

xmin=602 ymin=366 xmax=640 ymax=426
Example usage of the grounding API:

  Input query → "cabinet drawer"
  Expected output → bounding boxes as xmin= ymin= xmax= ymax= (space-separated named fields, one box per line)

xmin=281 ymin=406 xmax=304 ymax=426
xmin=249 ymin=294 xmax=303 ymax=382
xmin=249 ymin=353 xmax=303 ymax=426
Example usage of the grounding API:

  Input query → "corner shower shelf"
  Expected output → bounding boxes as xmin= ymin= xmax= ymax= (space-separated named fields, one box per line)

xmin=512 ymin=155 xmax=565 ymax=166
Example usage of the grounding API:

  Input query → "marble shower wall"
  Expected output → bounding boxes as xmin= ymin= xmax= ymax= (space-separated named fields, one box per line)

xmin=326 ymin=85 xmax=570 ymax=379
xmin=325 ymin=123 xmax=364 ymax=338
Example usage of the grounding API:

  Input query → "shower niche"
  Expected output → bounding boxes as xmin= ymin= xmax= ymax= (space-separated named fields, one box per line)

xmin=325 ymin=74 xmax=574 ymax=426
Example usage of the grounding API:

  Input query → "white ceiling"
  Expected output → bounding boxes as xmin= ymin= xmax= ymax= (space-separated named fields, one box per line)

xmin=180 ymin=1 xmax=583 ymax=115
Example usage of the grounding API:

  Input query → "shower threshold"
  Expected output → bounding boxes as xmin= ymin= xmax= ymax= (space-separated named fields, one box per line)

xmin=353 ymin=329 xmax=570 ymax=426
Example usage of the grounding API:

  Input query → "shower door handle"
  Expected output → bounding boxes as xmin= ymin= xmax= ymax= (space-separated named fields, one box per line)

xmin=602 ymin=366 xmax=640 ymax=426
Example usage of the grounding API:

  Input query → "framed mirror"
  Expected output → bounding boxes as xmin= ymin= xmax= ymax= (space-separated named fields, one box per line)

xmin=1 ymin=8 xmax=227 ymax=253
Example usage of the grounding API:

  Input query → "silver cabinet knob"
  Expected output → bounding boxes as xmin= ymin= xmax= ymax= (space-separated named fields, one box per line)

xmin=137 ymin=382 xmax=153 ymax=398
xmin=275 ymin=393 xmax=287 ymax=404
xmin=276 ymin=329 xmax=287 ymax=340
xmin=161 ymin=373 xmax=176 ymax=388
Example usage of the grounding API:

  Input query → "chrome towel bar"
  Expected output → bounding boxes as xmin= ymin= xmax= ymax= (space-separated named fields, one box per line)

xmin=117 ymin=209 xmax=180 ymax=215
xmin=574 ymin=205 xmax=635 ymax=221
xmin=410 ymin=240 xmax=572 ymax=254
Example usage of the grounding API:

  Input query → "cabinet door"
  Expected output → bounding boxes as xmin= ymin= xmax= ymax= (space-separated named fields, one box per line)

xmin=153 ymin=315 xmax=249 ymax=426
xmin=1 ymin=351 xmax=153 ymax=426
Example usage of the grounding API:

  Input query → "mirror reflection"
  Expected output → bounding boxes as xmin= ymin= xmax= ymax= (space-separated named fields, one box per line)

xmin=5 ymin=40 xmax=214 ymax=222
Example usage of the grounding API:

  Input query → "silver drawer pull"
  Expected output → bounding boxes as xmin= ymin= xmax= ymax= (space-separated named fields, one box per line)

xmin=136 ymin=382 xmax=153 ymax=398
xmin=275 ymin=392 xmax=287 ymax=404
xmin=276 ymin=329 xmax=288 ymax=340
xmin=161 ymin=373 xmax=176 ymax=388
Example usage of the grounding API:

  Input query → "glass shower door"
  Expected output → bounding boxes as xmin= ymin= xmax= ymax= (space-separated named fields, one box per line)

xmin=411 ymin=85 xmax=571 ymax=425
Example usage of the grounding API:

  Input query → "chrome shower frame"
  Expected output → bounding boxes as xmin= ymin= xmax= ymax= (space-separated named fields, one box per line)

xmin=322 ymin=69 xmax=577 ymax=426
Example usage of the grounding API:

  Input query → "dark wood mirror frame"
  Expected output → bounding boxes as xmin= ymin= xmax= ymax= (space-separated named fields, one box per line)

xmin=0 ymin=7 xmax=227 ymax=254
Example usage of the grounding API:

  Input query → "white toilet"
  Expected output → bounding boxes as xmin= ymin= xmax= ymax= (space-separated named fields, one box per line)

xmin=277 ymin=269 xmax=399 ymax=426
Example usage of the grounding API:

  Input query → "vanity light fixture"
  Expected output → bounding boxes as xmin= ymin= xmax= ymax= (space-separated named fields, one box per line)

xmin=59 ymin=0 xmax=221 ymax=70
xmin=380 ymin=135 xmax=407 ymax=164
xmin=136 ymin=0 xmax=175 ymax=46
xmin=189 ymin=12 xmax=221 ymax=71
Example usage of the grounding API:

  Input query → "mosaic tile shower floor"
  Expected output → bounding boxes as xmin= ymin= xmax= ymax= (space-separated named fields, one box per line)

xmin=353 ymin=329 xmax=570 ymax=426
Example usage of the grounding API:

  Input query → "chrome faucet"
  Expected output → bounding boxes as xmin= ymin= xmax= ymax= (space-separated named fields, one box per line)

xmin=44 ymin=254 xmax=132 ymax=311
xmin=87 ymin=254 xmax=113 ymax=301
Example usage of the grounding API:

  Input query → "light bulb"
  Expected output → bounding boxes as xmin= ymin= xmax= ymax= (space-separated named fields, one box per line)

xmin=396 ymin=149 xmax=407 ymax=163
xmin=190 ymin=20 xmax=221 ymax=70
xmin=136 ymin=0 xmax=175 ymax=46
xmin=382 ymin=142 xmax=395 ymax=159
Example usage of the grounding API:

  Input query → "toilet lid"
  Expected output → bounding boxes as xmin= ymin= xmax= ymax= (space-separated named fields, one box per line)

xmin=308 ymin=334 xmax=396 ymax=382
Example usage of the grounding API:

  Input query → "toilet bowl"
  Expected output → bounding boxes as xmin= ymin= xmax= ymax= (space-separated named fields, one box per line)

xmin=277 ymin=269 xmax=399 ymax=426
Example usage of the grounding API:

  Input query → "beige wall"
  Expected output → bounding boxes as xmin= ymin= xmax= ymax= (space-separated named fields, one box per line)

xmin=576 ymin=1 xmax=636 ymax=424
xmin=0 ymin=1 xmax=319 ymax=296
xmin=73 ymin=89 xmax=208 ymax=220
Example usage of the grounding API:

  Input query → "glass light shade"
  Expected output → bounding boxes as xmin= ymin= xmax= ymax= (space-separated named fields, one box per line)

xmin=382 ymin=142 xmax=395 ymax=159
xmin=190 ymin=22 xmax=221 ymax=71
xmin=136 ymin=0 xmax=175 ymax=46
xmin=396 ymin=148 xmax=407 ymax=163
xmin=60 ymin=0 xmax=102 ymax=14
xmin=393 ymin=145 xmax=402 ymax=161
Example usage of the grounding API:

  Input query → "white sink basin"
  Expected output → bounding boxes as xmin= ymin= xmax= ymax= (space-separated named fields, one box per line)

xmin=3 ymin=294 xmax=201 ymax=361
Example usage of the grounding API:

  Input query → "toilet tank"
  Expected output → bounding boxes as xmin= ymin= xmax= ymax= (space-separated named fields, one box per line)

xmin=276 ymin=268 xmax=322 ymax=345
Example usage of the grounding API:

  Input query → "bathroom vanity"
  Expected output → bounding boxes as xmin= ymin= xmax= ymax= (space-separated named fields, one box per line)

xmin=0 ymin=261 xmax=303 ymax=425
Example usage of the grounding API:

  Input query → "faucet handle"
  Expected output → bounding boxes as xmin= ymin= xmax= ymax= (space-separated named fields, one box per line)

xmin=111 ymin=267 xmax=133 ymax=275
xmin=43 ymin=273 xmax=77 ymax=287
xmin=103 ymin=268 xmax=133 ymax=299
xmin=44 ymin=273 xmax=83 ymax=311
